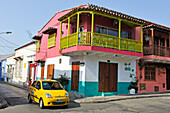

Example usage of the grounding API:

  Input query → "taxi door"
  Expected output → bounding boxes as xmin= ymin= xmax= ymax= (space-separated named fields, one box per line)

xmin=34 ymin=81 xmax=42 ymax=103
xmin=30 ymin=81 xmax=37 ymax=101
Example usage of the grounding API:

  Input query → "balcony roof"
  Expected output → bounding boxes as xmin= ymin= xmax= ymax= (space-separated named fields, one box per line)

xmin=42 ymin=27 xmax=57 ymax=34
xmin=143 ymin=23 xmax=170 ymax=32
xmin=58 ymin=4 xmax=145 ymax=24
xmin=32 ymin=35 xmax=43 ymax=40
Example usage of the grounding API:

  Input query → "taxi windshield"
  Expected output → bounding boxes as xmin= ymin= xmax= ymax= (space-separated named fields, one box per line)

xmin=42 ymin=81 xmax=63 ymax=90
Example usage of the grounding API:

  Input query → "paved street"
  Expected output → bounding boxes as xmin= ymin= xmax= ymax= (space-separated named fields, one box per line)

xmin=1 ymin=83 xmax=170 ymax=113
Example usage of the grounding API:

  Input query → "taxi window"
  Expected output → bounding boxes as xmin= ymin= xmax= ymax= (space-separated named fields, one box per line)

xmin=42 ymin=81 xmax=63 ymax=90
xmin=31 ymin=81 xmax=37 ymax=87
xmin=36 ymin=81 xmax=41 ymax=89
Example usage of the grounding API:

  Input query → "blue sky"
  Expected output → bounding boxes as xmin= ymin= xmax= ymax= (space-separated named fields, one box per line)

xmin=0 ymin=0 xmax=169 ymax=55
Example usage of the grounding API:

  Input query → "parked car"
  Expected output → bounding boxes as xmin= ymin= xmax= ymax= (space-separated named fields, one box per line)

xmin=28 ymin=80 xmax=69 ymax=109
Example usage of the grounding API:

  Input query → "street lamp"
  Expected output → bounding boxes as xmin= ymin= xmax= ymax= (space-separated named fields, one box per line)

xmin=0 ymin=32 xmax=12 ymax=34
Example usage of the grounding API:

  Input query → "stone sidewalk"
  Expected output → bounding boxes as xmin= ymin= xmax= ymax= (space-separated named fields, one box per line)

xmin=74 ymin=92 xmax=170 ymax=103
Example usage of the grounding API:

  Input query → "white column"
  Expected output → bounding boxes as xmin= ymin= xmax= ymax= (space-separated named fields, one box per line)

xmin=37 ymin=63 xmax=41 ymax=80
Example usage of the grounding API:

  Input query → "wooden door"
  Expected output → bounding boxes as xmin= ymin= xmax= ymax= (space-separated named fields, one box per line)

xmin=109 ymin=63 xmax=117 ymax=92
xmin=99 ymin=62 xmax=117 ymax=92
xmin=71 ymin=62 xmax=79 ymax=91
xmin=166 ymin=68 xmax=170 ymax=90
xmin=41 ymin=65 xmax=44 ymax=80
xmin=47 ymin=65 xmax=54 ymax=79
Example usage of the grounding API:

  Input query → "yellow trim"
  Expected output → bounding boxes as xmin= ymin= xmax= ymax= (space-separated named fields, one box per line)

xmin=76 ymin=13 xmax=80 ymax=45
xmin=118 ymin=19 xmax=121 ymax=49
xmin=91 ymin=12 xmax=94 ymax=46
xmin=141 ymin=25 xmax=143 ymax=53
xmin=67 ymin=17 xmax=70 ymax=48
xmin=60 ymin=21 xmax=62 ymax=39
xmin=36 ymin=40 xmax=40 ymax=51
xmin=60 ymin=32 xmax=142 ymax=53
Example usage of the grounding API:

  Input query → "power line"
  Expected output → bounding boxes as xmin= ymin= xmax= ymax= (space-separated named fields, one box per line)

xmin=0 ymin=36 xmax=18 ymax=46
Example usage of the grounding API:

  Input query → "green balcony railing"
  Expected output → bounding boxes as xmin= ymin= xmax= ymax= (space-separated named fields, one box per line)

xmin=60 ymin=32 xmax=142 ymax=53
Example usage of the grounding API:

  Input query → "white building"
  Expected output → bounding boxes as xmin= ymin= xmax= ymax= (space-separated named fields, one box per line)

xmin=6 ymin=54 xmax=15 ymax=82
xmin=13 ymin=41 xmax=36 ymax=85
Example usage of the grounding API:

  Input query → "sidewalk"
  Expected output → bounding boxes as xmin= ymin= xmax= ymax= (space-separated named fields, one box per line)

xmin=0 ymin=96 xmax=8 ymax=109
xmin=74 ymin=92 xmax=170 ymax=103
xmin=1 ymin=81 xmax=170 ymax=104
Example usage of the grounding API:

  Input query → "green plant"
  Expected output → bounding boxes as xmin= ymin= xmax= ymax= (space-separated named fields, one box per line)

xmin=57 ymin=73 xmax=69 ymax=86
xmin=29 ymin=78 xmax=32 ymax=81
xmin=128 ymin=74 xmax=138 ymax=93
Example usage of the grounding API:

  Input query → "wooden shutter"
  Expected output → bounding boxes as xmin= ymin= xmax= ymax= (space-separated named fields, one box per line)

xmin=36 ymin=40 xmax=40 ymax=51
xmin=41 ymin=65 xmax=44 ymax=80
xmin=48 ymin=33 xmax=56 ymax=48
xmin=47 ymin=65 xmax=54 ymax=79
xmin=71 ymin=62 xmax=79 ymax=91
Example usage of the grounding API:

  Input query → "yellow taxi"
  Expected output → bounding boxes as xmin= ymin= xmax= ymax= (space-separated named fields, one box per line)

xmin=28 ymin=80 xmax=69 ymax=109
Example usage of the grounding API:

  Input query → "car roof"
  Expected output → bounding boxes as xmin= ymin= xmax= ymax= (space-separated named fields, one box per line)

xmin=36 ymin=79 xmax=58 ymax=82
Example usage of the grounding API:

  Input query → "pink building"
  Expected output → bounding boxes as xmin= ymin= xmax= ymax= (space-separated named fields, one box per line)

xmin=137 ymin=24 xmax=170 ymax=93
xmin=33 ymin=4 xmax=145 ymax=97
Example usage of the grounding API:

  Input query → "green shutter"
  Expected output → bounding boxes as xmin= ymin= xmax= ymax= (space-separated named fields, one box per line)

xmin=48 ymin=33 xmax=56 ymax=48
xmin=36 ymin=40 xmax=40 ymax=51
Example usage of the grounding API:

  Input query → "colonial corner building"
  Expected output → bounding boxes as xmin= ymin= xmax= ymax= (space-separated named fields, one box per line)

xmin=2 ymin=4 xmax=169 ymax=97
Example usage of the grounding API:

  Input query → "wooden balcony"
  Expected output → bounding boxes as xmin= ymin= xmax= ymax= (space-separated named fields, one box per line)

xmin=60 ymin=32 xmax=142 ymax=53
xmin=144 ymin=45 xmax=170 ymax=57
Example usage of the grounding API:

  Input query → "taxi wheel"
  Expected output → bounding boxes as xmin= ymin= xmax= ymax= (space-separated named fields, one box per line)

xmin=39 ymin=98 xmax=44 ymax=109
xmin=28 ymin=94 xmax=32 ymax=103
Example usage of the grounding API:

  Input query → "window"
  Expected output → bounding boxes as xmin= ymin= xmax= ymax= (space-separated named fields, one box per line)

xmin=145 ymin=67 xmax=156 ymax=80
xmin=108 ymin=28 xmax=118 ymax=37
xmin=72 ymin=28 xmax=77 ymax=33
xmin=160 ymin=38 xmax=165 ymax=46
xmin=143 ymin=34 xmax=150 ymax=47
xmin=36 ymin=40 xmax=41 ymax=51
xmin=42 ymin=81 xmax=63 ymax=90
xmin=167 ymin=39 xmax=169 ymax=47
xmin=48 ymin=33 xmax=56 ymax=48
xmin=31 ymin=81 xmax=37 ymax=87
xmin=36 ymin=81 xmax=41 ymax=89
xmin=96 ymin=26 xmax=118 ymax=36
xmin=121 ymin=31 xmax=131 ymax=39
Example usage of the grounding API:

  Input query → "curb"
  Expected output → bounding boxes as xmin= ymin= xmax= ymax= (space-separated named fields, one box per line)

xmin=0 ymin=97 xmax=8 ymax=109
xmin=74 ymin=93 xmax=170 ymax=103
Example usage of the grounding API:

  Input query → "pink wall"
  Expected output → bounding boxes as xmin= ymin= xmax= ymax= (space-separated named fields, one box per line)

xmin=36 ymin=8 xmax=143 ymax=61
xmin=136 ymin=61 xmax=168 ymax=93
xmin=36 ymin=9 xmax=73 ymax=60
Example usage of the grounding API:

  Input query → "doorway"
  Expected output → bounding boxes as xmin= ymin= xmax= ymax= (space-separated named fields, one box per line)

xmin=99 ymin=62 xmax=118 ymax=92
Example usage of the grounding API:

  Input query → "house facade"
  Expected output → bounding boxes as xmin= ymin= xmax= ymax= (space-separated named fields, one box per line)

xmin=0 ymin=59 xmax=7 ymax=81
xmin=34 ymin=4 xmax=144 ymax=97
xmin=6 ymin=55 xmax=15 ymax=82
xmin=136 ymin=24 xmax=170 ymax=93
xmin=13 ymin=41 xmax=36 ymax=85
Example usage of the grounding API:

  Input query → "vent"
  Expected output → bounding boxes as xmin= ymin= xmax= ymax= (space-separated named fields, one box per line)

xmin=154 ymin=86 xmax=159 ymax=92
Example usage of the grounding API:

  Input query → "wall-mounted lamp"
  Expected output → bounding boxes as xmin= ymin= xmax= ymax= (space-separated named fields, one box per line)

xmin=80 ymin=62 xmax=85 ymax=66
xmin=124 ymin=63 xmax=131 ymax=66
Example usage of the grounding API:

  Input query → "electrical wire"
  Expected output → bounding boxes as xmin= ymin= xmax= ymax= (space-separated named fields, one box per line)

xmin=0 ymin=36 xmax=18 ymax=46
